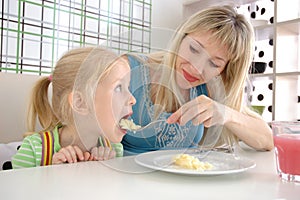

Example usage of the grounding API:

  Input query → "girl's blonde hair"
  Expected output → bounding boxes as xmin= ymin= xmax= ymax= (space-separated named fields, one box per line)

xmin=27 ymin=47 xmax=118 ymax=134
xmin=148 ymin=6 xmax=255 ymax=146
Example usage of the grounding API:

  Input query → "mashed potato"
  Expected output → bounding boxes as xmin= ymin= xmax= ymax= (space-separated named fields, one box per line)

xmin=173 ymin=154 xmax=213 ymax=171
xmin=119 ymin=119 xmax=141 ymax=131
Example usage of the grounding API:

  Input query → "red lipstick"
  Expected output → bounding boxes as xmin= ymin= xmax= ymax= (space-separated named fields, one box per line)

xmin=182 ymin=69 xmax=199 ymax=82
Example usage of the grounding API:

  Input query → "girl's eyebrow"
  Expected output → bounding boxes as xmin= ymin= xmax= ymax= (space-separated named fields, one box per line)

xmin=111 ymin=78 xmax=123 ymax=85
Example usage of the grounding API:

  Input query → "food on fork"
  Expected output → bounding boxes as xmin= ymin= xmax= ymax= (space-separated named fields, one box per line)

xmin=119 ymin=119 xmax=141 ymax=132
xmin=173 ymin=154 xmax=213 ymax=171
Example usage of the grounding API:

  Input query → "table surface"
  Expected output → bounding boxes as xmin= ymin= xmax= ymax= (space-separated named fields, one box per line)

xmin=1 ymin=146 xmax=299 ymax=200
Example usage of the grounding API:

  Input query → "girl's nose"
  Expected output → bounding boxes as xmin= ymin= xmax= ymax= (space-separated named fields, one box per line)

xmin=128 ymin=93 xmax=136 ymax=106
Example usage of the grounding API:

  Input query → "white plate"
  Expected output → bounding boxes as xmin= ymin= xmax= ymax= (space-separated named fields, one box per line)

xmin=135 ymin=149 xmax=256 ymax=175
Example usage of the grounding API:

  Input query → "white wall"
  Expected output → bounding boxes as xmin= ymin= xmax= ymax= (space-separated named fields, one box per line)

xmin=182 ymin=0 xmax=242 ymax=19
xmin=0 ymin=73 xmax=41 ymax=143
xmin=150 ymin=0 xmax=249 ymax=51
xmin=151 ymin=0 xmax=183 ymax=51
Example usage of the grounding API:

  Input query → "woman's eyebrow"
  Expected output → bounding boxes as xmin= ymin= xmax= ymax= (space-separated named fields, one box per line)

xmin=193 ymin=39 xmax=205 ymax=49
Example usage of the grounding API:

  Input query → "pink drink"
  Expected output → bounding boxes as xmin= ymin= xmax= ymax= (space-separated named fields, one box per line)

xmin=273 ymin=134 xmax=300 ymax=175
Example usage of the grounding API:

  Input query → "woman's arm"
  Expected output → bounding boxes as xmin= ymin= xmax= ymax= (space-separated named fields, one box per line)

xmin=223 ymin=106 xmax=273 ymax=151
xmin=167 ymin=95 xmax=274 ymax=151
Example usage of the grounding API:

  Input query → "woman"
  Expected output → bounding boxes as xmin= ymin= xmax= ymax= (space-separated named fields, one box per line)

xmin=122 ymin=6 xmax=273 ymax=155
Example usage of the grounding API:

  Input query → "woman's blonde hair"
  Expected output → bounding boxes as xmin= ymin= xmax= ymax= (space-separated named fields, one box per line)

xmin=148 ymin=6 xmax=255 ymax=146
xmin=27 ymin=47 xmax=118 ymax=134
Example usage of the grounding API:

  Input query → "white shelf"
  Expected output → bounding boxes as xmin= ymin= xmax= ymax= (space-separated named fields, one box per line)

xmin=254 ymin=24 xmax=274 ymax=40
xmin=250 ymin=73 xmax=273 ymax=79
xmin=277 ymin=18 xmax=300 ymax=35
xmin=273 ymin=0 xmax=300 ymax=121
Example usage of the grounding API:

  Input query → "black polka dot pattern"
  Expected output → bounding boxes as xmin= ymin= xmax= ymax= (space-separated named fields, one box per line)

xmin=268 ymin=105 xmax=272 ymax=112
xmin=238 ymin=0 xmax=274 ymax=121
xmin=269 ymin=39 xmax=273 ymax=46
xmin=268 ymin=83 xmax=273 ymax=90
xmin=258 ymin=51 xmax=265 ymax=58
xmin=269 ymin=61 xmax=273 ymax=68
xmin=258 ymin=94 xmax=264 ymax=101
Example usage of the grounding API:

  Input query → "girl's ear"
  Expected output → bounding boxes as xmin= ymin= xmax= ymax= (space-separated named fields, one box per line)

xmin=68 ymin=91 xmax=89 ymax=115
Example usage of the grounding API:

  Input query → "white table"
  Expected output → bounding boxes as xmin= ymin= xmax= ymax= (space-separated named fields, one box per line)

xmin=1 ymin=147 xmax=299 ymax=200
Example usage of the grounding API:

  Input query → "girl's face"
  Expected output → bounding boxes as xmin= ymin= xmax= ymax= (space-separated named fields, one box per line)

xmin=94 ymin=58 xmax=136 ymax=143
xmin=175 ymin=32 xmax=229 ymax=90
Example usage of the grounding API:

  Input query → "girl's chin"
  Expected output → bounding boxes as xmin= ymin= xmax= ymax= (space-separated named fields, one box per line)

xmin=112 ymin=127 xmax=126 ymax=142
xmin=110 ymin=135 xmax=123 ymax=144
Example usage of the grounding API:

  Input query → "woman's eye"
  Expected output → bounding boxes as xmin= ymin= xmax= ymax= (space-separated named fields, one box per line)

xmin=189 ymin=45 xmax=199 ymax=54
xmin=209 ymin=60 xmax=218 ymax=68
xmin=115 ymin=84 xmax=122 ymax=92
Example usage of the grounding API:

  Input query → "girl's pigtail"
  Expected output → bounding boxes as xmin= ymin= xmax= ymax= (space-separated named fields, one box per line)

xmin=27 ymin=76 xmax=58 ymax=133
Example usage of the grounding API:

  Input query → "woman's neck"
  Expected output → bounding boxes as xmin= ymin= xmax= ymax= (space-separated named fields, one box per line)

xmin=180 ymin=88 xmax=190 ymax=102
xmin=149 ymin=70 xmax=191 ymax=106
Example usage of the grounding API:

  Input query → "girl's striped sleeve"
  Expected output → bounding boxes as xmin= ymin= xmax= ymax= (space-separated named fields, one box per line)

xmin=12 ymin=134 xmax=42 ymax=169
xmin=112 ymin=143 xmax=123 ymax=157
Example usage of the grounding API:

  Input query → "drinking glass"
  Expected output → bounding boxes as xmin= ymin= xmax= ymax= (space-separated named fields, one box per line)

xmin=271 ymin=121 xmax=300 ymax=183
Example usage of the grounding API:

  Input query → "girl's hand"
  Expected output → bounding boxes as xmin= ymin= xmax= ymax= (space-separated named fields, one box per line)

xmin=167 ymin=95 xmax=227 ymax=127
xmin=90 ymin=146 xmax=116 ymax=161
xmin=52 ymin=145 xmax=92 ymax=164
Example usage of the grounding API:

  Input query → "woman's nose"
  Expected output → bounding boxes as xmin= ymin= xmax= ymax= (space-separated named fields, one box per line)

xmin=191 ymin=55 xmax=206 ymax=74
xmin=192 ymin=63 xmax=204 ymax=74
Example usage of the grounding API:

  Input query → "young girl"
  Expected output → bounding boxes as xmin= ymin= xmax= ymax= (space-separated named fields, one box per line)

xmin=12 ymin=47 xmax=136 ymax=168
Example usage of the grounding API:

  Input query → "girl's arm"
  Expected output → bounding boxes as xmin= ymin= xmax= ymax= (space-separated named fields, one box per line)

xmin=11 ymin=135 xmax=39 ymax=168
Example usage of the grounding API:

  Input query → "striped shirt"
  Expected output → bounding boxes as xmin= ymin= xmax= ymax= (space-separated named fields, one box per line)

xmin=12 ymin=125 xmax=123 ymax=169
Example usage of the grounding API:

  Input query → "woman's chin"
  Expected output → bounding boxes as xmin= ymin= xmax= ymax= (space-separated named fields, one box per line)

xmin=177 ymin=79 xmax=193 ymax=90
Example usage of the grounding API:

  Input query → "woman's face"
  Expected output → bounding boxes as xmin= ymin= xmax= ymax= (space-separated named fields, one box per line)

xmin=175 ymin=32 xmax=229 ymax=90
xmin=94 ymin=58 xmax=136 ymax=143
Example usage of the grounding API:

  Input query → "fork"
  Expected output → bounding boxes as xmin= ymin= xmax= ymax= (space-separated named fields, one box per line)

xmin=134 ymin=119 xmax=165 ymax=132
xmin=195 ymin=146 xmax=234 ymax=160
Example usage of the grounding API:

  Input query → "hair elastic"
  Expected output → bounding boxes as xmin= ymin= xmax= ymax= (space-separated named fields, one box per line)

xmin=48 ymin=74 xmax=53 ymax=82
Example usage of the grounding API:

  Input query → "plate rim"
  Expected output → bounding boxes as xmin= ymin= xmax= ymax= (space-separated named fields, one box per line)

xmin=134 ymin=149 xmax=256 ymax=175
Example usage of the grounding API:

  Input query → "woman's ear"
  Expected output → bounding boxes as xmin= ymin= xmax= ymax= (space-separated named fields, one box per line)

xmin=68 ymin=91 xmax=89 ymax=115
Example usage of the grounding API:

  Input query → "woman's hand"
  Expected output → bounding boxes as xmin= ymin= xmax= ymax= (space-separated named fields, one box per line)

xmin=52 ymin=145 xmax=92 ymax=164
xmin=167 ymin=95 xmax=227 ymax=127
xmin=167 ymin=95 xmax=274 ymax=150
xmin=90 ymin=146 xmax=116 ymax=161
